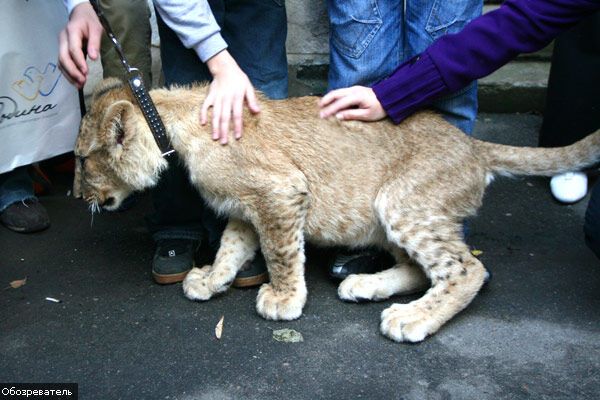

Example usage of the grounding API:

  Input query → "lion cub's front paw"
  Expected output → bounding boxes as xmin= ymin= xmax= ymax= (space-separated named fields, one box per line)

xmin=256 ymin=283 xmax=306 ymax=321
xmin=380 ymin=303 xmax=436 ymax=343
xmin=183 ymin=267 xmax=213 ymax=301
xmin=183 ymin=266 xmax=231 ymax=301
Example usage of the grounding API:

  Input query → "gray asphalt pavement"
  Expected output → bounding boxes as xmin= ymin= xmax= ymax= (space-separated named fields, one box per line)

xmin=1 ymin=113 xmax=599 ymax=400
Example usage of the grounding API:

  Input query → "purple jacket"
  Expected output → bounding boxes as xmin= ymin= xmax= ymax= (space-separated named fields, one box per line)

xmin=372 ymin=0 xmax=600 ymax=124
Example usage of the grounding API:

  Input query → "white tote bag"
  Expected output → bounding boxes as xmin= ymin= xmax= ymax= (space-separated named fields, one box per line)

xmin=0 ymin=0 xmax=81 ymax=174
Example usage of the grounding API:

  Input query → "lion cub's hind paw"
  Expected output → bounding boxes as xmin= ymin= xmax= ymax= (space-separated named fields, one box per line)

xmin=380 ymin=303 xmax=436 ymax=343
xmin=256 ymin=283 xmax=306 ymax=321
xmin=338 ymin=274 xmax=389 ymax=302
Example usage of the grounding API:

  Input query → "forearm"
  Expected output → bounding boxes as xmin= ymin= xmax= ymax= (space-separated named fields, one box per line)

xmin=372 ymin=53 xmax=447 ymax=124
xmin=430 ymin=0 xmax=600 ymax=91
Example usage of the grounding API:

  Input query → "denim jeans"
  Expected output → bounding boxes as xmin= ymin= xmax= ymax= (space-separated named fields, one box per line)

xmin=0 ymin=167 xmax=35 ymax=213
xmin=149 ymin=0 xmax=288 ymax=248
xmin=327 ymin=0 xmax=482 ymax=134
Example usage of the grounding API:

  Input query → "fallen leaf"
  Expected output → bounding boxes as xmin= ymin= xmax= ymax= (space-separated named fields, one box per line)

xmin=9 ymin=277 xmax=27 ymax=289
xmin=471 ymin=249 xmax=483 ymax=257
xmin=215 ymin=315 xmax=224 ymax=339
xmin=273 ymin=328 xmax=303 ymax=343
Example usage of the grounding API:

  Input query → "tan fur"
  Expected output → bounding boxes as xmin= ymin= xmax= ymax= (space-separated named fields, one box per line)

xmin=75 ymin=78 xmax=600 ymax=342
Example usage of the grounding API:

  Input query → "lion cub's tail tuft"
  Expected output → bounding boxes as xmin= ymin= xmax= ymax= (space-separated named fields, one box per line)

xmin=476 ymin=129 xmax=600 ymax=177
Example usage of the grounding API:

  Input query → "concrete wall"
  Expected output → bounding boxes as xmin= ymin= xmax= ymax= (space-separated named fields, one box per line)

xmin=285 ymin=0 xmax=329 ymax=66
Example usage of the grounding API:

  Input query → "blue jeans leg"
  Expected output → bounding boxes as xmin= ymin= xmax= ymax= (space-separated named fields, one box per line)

xmin=220 ymin=0 xmax=288 ymax=99
xmin=433 ymin=83 xmax=478 ymax=135
xmin=152 ymin=2 xmax=287 ymax=247
xmin=328 ymin=0 xmax=481 ymax=134
xmin=405 ymin=0 xmax=482 ymax=134
xmin=0 ymin=167 xmax=35 ymax=213
xmin=327 ymin=0 xmax=403 ymax=90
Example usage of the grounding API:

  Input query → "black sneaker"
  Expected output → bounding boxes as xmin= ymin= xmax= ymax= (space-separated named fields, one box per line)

xmin=0 ymin=199 xmax=50 ymax=233
xmin=152 ymin=239 xmax=199 ymax=284
xmin=233 ymin=252 xmax=269 ymax=288
xmin=329 ymin=249 xmax=394 ymax=280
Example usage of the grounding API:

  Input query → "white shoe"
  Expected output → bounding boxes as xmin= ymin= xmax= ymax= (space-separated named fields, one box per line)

xmin=550 ymin=172 xmax=588 ymax=203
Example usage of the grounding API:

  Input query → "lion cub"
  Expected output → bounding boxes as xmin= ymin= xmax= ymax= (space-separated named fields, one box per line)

xmin=74 ymin=78 xmax=600 ymax=342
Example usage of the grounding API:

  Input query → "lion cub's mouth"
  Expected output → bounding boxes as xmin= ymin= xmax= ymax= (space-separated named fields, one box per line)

xmin=102 ymin=197 xmax=116 ymax=208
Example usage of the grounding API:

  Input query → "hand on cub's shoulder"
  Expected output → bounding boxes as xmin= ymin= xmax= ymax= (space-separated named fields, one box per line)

xmin=202 ymin=51 xmax=261 ymax=145
xmin=319 ymin=86 xmax=387 ymax=122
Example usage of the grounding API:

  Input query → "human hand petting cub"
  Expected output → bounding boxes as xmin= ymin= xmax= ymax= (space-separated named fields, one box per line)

xmin=202 ymin=51 xmax=261 ymax=145
xmin=319 ymin=85 xmax=387 ymax=122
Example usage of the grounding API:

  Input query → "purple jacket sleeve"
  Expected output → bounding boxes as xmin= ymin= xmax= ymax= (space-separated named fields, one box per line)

xmin=372 ymin=0 xmax=600 ymax=124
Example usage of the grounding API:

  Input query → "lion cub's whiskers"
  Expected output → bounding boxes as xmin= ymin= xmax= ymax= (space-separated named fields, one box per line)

xmin=87 ymin=200 xmax=101 ymax=227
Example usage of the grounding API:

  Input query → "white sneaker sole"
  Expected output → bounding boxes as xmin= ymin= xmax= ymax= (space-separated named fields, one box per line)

xmin=550 ymin=172 xmax=588 ymax=203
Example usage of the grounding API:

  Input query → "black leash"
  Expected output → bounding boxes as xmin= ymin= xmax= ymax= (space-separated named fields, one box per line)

xmin=90 ymin=0 xmax=174 ymax=157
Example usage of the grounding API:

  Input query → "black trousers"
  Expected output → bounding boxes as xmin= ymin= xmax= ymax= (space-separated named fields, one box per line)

xmin=539 ymin=12 xmax=600 ymax=147
xmin=539 ymin=12 xmax=600 ymax=259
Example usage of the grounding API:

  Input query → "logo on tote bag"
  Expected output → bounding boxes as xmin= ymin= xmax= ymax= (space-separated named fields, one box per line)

xmin=0 ymin=62 xmax=62 ymax=127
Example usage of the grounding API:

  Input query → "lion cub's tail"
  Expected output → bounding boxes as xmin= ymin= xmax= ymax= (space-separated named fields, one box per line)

xmin=477 ymin=129 xmax=600 ymax=177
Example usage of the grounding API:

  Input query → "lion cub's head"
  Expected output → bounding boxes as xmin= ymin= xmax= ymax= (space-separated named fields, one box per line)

xmin=74 ymin=78 xmax=167 ymax=212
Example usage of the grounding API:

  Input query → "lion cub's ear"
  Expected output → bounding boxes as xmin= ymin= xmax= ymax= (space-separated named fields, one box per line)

xmin=100 ymin=100 xmax=135 ymax=150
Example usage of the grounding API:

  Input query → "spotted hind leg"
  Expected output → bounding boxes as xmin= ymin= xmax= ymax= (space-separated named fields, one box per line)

xmin=379 ymin=214 xmax=487 ymax=342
